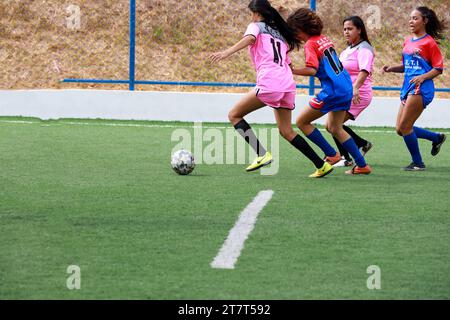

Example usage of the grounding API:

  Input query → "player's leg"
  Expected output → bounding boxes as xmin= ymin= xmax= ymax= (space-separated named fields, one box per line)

xmin=343 ymin=126 xmax=373 ymax=156
xmin=296 ymin=106 xmax=340 ymax=163
xmin=414 ymin=126 xmax=446 ymax=156
xmin=332 ymin=136 xmax=353 ymax=166
xmin=410 ymin=89 xmax=447 ymax=156
xmin=397 ymin=95 xmax=426 ymax=170
xmin=410 ymin=94 xmax=447 ymax=157
xmin=344 ymin=100 xmax=373 ymax=155
xmin=410 ymin=90 xmax=444 ymax=151
xmin=330 ymin=112 xmax=353 ymax=167
xmin=328 ymin=110 xmax=371 ymax=174
xmin=229 ymin=90 xmax=266 ymax=151
xmin=228 ymin=90 xmax=270 ymax=171
xmin=274 ymin=108 xmax=333 ymax=178
xmin=396 ymin=102 xmax=406 ymax=136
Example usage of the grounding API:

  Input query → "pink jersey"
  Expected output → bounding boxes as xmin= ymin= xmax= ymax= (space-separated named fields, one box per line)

xmin=244 ymin=22 xmax=296 ymax=92
xmin=340 ymin=41 xmax=375 ymax=97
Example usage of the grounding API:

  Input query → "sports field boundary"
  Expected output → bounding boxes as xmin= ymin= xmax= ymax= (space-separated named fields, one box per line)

xmin=2 ymin=119 xmax=450 ymax=134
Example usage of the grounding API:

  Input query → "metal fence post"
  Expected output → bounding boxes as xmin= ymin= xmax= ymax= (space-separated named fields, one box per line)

xmin=129 ymin=0 xmax=136 ymax=91
xmin=309 ymin=0 xmax=316 ymax=96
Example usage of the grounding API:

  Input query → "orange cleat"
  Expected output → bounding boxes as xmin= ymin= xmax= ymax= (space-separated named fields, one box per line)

xmin=325 ymin=153 xmax=342 ymax=165
xmin=345 ymin=165 xmax=372 ymax=175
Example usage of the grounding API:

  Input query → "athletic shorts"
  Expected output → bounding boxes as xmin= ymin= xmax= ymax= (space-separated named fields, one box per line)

xmin=309 ymin=96 xmax=352 ymax=114
xmin=401 ymin=83 xmax=435 ymax=108
xmin=401 ymin=92 xmax=434 ymax=109
xmin=256 ymin=89 xmax=296 ymax=110
xmin=348 ymin=95 xmax=372 ymax=120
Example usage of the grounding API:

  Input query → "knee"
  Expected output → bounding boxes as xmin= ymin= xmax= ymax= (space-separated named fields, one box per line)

xmin=228 ymin=110 xmax=240 ymax=124
xmin=279 ymin=127 xmax=295 ymax=141
xmin=296 ymin=118 xmax=305 ymax=130
xmin=325 ymin=123 xmax=332 ymax=134
xmin=327 ymin=124 xmax=340 ymax=136
xmin=397 ymin=124 xmax=412 ymax=136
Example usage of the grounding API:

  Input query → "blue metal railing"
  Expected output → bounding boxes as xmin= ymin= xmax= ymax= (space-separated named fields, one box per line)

xmin=63 ymin=0 xmax=450 ymax=94
xmin=129 ymin=0 xmax=136 ymax=91
xmin=62 ymin=79 xmax=322 ymax=90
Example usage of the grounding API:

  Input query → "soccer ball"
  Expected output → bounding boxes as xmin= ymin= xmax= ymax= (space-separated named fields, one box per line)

xmin=171 ymin=150 xmax=195 ymax=175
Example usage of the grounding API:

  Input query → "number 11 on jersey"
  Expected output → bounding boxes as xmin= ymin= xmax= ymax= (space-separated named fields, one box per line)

xmin=270 ymin=38 xmax=283 ymax=66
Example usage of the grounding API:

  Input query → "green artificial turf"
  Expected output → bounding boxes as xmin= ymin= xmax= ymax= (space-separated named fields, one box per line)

xmin=1 ymin=117 xmax=449 ymax=299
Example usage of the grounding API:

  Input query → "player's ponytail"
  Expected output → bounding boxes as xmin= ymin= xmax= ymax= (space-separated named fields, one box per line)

xmin=416 ymin=6 xmax=446 ymax=42
xmin=248 ymin=0 xmax=300 ymax=52
xmin=268 ymin=6 xmax=300 ymax=52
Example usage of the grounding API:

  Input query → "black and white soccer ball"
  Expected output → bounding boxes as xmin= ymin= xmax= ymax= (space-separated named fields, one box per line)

xmin=171 ymin=150 xmax=195 ymax=175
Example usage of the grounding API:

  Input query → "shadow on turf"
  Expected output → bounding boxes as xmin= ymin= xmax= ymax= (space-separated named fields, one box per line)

xmin=172 ymin=173 xmax=209 ymax=177
xmin=366 ymin=164 xmax=450 ymax=179
xmin=173 ymin=164 xmax=449 ymax=179
xmin=375 ymin=163 xmax=449 ymax=171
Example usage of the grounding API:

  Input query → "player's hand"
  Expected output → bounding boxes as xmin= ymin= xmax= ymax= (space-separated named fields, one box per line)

xmin=410 ymin=75 xmax=426 ymax=86
xmin=381 ymin=65 xmax=390 ymax=74
xmin=352 ymin=87 xmax=361 ymax=104
xmin=210 ymin=51 xmax=228 ymax=63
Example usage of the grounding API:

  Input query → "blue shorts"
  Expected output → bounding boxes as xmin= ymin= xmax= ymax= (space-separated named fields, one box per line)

xmin=401 ymin=81 xmax=435 ymax=108
xmin=309 ymin=96 xmax=352 ymax=114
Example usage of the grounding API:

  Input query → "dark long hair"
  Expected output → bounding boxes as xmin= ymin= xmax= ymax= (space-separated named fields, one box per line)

xmin=416 ymin=6 xmax=446 ymax=42
xmin=248 ymin=0 xmax=300 ymax=51
xmin=343 ymin=16 xmax=372 ymax=46
xmin=286 ymin=7 xmax=323 ymax=38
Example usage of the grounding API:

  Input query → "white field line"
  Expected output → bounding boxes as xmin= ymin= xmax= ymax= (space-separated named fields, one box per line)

xmin=0 ymin=120 xmax=417 ymax=134
xmin=211 ymin=190 xmax=274 ymax=270
xmin=0 ymin=120 xmax=228 ymax=129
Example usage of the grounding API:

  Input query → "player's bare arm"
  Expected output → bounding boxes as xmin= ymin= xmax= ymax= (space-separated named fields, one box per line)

xmin=292 ymin=66 xmax=317 ymax=77
xmin=382 ymin=64 xmax=405 ymax=73
xmin=410 ymin=68 xmax=443 ymax=86
xmin=210 ymin=35 xmax=256 ymax=63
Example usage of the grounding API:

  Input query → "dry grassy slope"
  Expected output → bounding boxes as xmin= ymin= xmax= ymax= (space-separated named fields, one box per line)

xmin=0 ymin=0 xmax=448 ymax=97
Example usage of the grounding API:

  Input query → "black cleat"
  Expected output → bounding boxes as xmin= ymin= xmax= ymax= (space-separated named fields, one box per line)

xmin=359 ymin=141 xmax=373 ymax=156
xmin=431 ymin=134 xmax=446 ymax=156
xmin=403 ymin=162 xmax=426 ymax=171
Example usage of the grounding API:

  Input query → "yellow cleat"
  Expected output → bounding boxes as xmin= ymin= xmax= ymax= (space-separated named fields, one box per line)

xmin=246 ymin=152 xmax=273 ymax=172
xmin=309 ymin=162 xmax=334 ymax=178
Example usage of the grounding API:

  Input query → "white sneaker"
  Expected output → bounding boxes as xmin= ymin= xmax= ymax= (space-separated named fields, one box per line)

xmin=333 ymin=157 xmax=355 ymax=168
xmin=333 ymin=157 xmax=347 ymax=168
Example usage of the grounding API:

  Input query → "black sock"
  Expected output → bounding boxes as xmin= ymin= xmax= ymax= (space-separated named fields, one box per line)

xmin=290 ymin=135 xmax=324 ymax=169
xmin=234 ymin=120 xmax=267 ymax=157
xmin=333 ymin=136 xmax=351 ymax=161
xmin=343 ymin=125 xmax=368 ymax=148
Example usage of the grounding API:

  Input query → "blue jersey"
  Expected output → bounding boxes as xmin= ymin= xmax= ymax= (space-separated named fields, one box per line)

xmin=401 ymin=34 xmax=444 ymax=107
xmin=305 ymin=35 xmax=353 ymax=111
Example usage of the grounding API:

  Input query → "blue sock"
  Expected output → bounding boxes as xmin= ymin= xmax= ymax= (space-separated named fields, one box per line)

xmin=403 ymin=132 xmax=423 ymax=164
xmin=413 ymin=126 xmax=440 ymax=143
xmin=342 ymin=138 xmax=367 ymax=167
xmin=307 ymin=128 xmax=336 ymax=157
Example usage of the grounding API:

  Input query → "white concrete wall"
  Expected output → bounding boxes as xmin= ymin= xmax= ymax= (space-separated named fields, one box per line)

xmin=0 ymin=89 xmax=449 ymax=128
